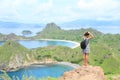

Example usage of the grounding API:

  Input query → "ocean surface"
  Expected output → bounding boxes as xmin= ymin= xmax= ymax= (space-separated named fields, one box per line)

xmin=0 ymin=40 xmax=78 ymax=49
xmin=0 ymin=64 xmax=74 ymax=80
xmin=18 ymin=40 xmax=77 ymax=49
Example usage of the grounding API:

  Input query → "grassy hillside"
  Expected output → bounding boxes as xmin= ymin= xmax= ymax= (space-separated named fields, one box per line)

xmin=0 ymin=33 xmax=24 ymax=41
xmin=0 ymin=40 xmax=29 ymax=70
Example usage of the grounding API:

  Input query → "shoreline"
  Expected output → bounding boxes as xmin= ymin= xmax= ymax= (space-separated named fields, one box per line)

xmin=23 ymin=62 xmax=80 ymax=69
xmin=40 ymin=39 xmax=80 ymax=49
xmin=22 ymin=38 xmax=80 ymax=49
xmin=58 ymin=62 xmax=80 ymax=69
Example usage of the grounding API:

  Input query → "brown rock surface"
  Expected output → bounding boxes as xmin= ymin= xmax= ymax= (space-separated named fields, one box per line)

xmin=61 ymin=65 xmax=106 ymax=80
xmin=112 ymin=75 xmax=120 ymax=80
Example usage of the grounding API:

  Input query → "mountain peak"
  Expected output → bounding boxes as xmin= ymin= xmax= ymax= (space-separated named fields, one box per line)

xmin=44 ymin=23 xmax=61 ymax=31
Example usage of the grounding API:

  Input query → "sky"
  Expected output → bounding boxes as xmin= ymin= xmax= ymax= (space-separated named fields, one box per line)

xmin=0 ymin=0 xmax=120 ymax=24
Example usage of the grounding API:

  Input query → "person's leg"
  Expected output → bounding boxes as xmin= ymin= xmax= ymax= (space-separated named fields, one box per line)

xmin=85 ymin=53 xmax=89 ymax=65
xmin=83 ymin=53 xmax=85 ymax=65
xmin=83 ymin=53 xmax=87 ymax=66
xmin=83 ymin=53 xmax=89 ymax=66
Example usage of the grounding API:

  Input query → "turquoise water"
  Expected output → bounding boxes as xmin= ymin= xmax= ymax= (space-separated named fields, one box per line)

xmin=0 ymin=41 xmax=5 ymax=46
xmin=0 ymin=64 xmax=74 ymax=80
xmin=18 ymin=40 xmax=77 ymax=49
xmin=0 ymin=40 xmax=77 ymax=48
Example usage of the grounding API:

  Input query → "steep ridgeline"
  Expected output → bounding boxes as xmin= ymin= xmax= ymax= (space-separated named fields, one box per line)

xmin=0 ymin=33 xmax=24 ymax=41
xmin=0 ymin=40 xmax=29 ymax=71
xmin=35 ymin=23 xmax=103 ymax=41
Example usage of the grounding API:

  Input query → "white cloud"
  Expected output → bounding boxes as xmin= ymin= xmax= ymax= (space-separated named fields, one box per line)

xmin=78 ymin=0 xmax=119 ymax=11
xmin=77 ymin=0 xmax=120 ymax=20
xmin=0 ymin=0 xmax=54 ymax=23
xmin=0 ymin=0 xmax=120 ymax=23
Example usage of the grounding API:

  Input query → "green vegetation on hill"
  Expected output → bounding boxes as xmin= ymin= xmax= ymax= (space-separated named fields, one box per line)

xmin=0 ymin=33 xmax=6 ymax=41
xmin=32 ymin=46 xmax=82 ymax=63
xmin=0 ymin=33 xmax=24 ymax=41
xmin=0 ymin=40 xmax=29 ymax=70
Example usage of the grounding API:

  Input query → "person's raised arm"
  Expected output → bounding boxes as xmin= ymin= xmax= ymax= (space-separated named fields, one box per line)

xmin=88 ymin=32 xmax=94 ymax=39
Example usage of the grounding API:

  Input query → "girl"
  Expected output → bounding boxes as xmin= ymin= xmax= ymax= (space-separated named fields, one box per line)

xmin=82 ymin=31 xmax=94 ymax=66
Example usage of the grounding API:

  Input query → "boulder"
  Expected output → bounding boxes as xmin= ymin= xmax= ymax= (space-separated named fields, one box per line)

xmin=61 ymin=65 xmax=106 ymax=80
xmin=112 ymin=75 xmax=120 ymax=80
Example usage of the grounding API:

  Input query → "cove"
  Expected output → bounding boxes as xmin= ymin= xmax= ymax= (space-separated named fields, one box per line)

xmin=18 ymin=39 xmax=79 ymax=49
xmin=0 ymin=39 xmax=79 ymax=49
xmin=0 ymin=64 xmax=74 ymax=80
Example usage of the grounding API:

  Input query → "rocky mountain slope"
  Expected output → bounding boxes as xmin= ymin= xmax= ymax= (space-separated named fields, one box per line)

xmin=0 ymin=40 xmax=29 ymax=71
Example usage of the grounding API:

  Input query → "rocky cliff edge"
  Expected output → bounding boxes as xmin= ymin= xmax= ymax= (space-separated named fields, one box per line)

xmin=61 ymin=65 xmax=106 ymax=80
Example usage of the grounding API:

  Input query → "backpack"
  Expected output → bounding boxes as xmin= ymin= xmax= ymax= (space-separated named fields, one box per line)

xmin=80 ymin=39 xmax=88 ymax=49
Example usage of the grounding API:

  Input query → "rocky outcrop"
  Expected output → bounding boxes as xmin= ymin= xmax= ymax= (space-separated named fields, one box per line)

xmin=61 ymin=65 xmax=106 ymax=80
xmin=112 ymin=75 xmax=120 ymax=80
xmin=8 ymin=54 xmax=24 ymax=71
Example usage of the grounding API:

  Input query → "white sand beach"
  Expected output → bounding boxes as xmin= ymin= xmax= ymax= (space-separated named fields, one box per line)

xmin=39 ymin=39 xmax=80 ymax=49
xmin=58 ymin=62 xmax=80 ymax=69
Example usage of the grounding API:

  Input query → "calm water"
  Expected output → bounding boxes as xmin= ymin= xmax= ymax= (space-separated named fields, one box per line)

xmin=0 ymin=41 xmax=5 ymax=46
xmin=0 ymin=64 xmax=74 ymax=80
xmin=0 ymin=40 xmax=76 ymax=79
xmin=19 ymin=40 xmax=77 ymax=49
xmin=0 ymin=40 xmax=77 ymax=48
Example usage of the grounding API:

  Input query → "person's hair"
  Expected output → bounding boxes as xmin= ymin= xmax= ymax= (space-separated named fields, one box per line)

xmin=84 ymin=32 xmax=89 ymax=36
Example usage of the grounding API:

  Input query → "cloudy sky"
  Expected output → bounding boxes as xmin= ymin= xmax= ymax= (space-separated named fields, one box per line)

xmin=0 ymin=0 xmax=120 ymax=24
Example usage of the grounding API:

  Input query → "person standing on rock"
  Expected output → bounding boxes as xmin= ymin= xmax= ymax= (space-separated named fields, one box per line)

xmin=82 ymin=31 xmax=94 ymax=66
